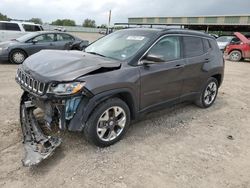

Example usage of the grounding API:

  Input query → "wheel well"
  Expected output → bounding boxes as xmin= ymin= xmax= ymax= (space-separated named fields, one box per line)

xmin=229 ymin=49 xmax=242 ymax=56
xmin=212 ymin=74 xmax=222 ymax=87
xmin=114 ymin=92 xmax=136 ymax=120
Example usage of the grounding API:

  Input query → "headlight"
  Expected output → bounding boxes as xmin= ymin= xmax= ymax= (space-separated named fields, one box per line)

xmin=48 ymin=82 xmax=85 ymax=95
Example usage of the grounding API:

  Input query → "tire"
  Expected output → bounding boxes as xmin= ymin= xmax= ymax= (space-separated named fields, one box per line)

xmin=229 ymin=50 xmax=242 ymax=62
xmin=195 ymin=77 xmax=219 ymax=108
xmin=9 ymin=49 xmax=27 ymax=64
xmin=84 ymin=98 xmax=131 ymax=147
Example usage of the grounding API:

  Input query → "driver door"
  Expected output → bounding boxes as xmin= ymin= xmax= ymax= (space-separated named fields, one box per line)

xmin=139 ymin=36 xmax=185 ymax=110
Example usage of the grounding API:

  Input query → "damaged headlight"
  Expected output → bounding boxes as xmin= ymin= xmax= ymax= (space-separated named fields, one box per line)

xmin=48 ymin=82 xmax=85 ymax=95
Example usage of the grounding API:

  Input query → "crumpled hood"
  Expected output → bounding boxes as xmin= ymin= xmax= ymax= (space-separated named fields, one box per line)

xmin=22 ymin=50 xmax=121 ymax=82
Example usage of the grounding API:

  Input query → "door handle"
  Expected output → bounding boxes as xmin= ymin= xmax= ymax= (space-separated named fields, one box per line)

xmin=175 ymin=64 xmax=185 ymax=69
xmin=204 ymin=58 xmax=210 ymax=63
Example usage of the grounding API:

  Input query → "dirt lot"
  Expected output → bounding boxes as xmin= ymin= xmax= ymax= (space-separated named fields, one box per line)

xmin=0 ymin=34 xmax=250 ymax=187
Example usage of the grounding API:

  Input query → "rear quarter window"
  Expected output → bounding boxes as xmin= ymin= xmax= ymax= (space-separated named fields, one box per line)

xmin=57 ymin=34 xmax=75 ymax=41
xmin=183 ymin=36 xmax=204 ymax=58
xmin=203 ymin=39 xmax=212 ymax=52
xmin=0 ymin=23 xmax=21 ymax=31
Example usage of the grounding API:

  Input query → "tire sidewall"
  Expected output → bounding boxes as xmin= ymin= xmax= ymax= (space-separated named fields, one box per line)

xmin=9 ymin=50 xmax=26 ymax=64
xmin=229 ymin=50 xmax=241 ymax=62
xmin=85 ymin=98 xmax=131 ymax=147
xmin=200 ymin=78 xmax=219 ymax=108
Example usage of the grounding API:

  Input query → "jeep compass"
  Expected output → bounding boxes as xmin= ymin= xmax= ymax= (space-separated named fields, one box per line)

xmin=16 ymin=28 xmax=224 ymax=166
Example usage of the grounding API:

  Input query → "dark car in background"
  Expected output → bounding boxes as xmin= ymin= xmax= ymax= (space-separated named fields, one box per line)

xmin=0 ymin=31 xmax=89 ymax=64
xmin=16 ymin=28 xmax=224 ymax=166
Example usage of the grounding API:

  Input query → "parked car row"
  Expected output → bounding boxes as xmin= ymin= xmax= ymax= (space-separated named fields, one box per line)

xmin=0 ymin=31 xmax=89 ymax=64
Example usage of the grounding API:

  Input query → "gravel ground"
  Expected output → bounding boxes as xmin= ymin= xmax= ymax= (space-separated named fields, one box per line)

xmin=0 ymin=34 xmax=250 ymax=187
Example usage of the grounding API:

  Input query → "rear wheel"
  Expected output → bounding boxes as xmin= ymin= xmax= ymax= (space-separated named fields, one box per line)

xmin=9 ymin=49 xmax=27 ymax=64
xmin=229 ymin=50 xmax=242 ymax=62
xmin=195 ymin=77 xmax=218 ymax=108
xmin=84 ymin=98 xmax=131 ymax=147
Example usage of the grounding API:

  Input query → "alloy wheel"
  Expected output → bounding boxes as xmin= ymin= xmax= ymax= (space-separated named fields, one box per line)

xmin=96 ymin=106 xmax=126 ymax=142
xmin=204 ymin=81 xmax=217 ymax=105
xmin=230 ymin=52 xmax=241 ymax=61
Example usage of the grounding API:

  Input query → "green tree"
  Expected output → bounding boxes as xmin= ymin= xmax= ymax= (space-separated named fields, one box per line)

xmin=0 ymin=12 xmax=10 ymax=21
xmin=99 ymin=24 xmax=107 ymax=28
xmin=28 ymin=18 xmax=43 ymax=25
xmin=83 ymin=19 xmax=96 ymax=28
xmin=51 ymin=19 xmax=76 ymax=26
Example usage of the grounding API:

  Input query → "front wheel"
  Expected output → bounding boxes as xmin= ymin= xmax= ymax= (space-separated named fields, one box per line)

xmin=84 ymin=98 xmax=131 ymax=147
xmin=195 ymin=78 xmax=218 ymax=108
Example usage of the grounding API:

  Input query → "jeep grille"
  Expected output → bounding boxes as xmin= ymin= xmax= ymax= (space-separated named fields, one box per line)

xmin=16 ymin=69 xmax=46 ymax=95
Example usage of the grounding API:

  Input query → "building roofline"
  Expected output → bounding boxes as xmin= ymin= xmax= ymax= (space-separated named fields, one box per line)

xmin=129 ymin=14 xmax=250 ymax=19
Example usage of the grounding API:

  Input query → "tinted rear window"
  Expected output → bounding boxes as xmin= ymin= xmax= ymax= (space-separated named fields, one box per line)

xmin=0 ymin=23 xmax=21 ymax=31
xmin=22 ymin=24 xmax=42 ymax=32
xmin=183 ymin=36 xmax=204 ymax=58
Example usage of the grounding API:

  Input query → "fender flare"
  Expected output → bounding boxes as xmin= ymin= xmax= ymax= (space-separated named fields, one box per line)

xmin=68 ymin=88 xmax=138 ymax=131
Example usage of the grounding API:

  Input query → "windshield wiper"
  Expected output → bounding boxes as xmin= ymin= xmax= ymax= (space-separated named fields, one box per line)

xmin=86 ymin=51 xmax=106 ymax=58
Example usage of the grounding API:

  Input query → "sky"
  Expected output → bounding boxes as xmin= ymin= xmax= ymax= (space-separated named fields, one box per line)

xmin=0 ymin=0 xmax=250 ymax=25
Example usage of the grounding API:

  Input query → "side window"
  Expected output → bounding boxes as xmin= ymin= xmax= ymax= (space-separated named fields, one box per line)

xmin=34 ymin=26 xmax=41 ymax=31
xmin=33 ymin=34 xmax=55 ymax=42
xmin=147 ymin=36 xmax=181 ymax=62
xmin=4 ymin=23 xmax=21 ymax=31
xmin=23 ymin=24 xmax=33 ymax=32
xmin=183 ymin=36 xmax=204 ymax=58
xmin=0 ymin=23 xmax=5 ymax=30
xmin=203 ymin=39 xmax=212 ymax=52
xmin=56 ymin=34 xmax=64 ymax=41
xmin=230 ymin=37 xmax=240 ymax=44
xmin=23 ymin=24 xmax=42 ymax=32
xmin=57 ymin=34 xmax=74 ymax=41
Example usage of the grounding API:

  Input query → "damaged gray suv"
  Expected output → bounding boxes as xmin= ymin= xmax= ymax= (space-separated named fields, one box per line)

xmin=16 ymin=28 xmax=224 ymax=166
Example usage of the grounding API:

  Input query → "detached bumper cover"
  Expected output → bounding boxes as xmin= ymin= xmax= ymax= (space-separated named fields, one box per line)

xmin=20 ymin=97 xmax=62 ymax=167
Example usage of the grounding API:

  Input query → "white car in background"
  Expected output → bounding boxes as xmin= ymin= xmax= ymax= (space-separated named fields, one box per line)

xmin=0 ymin=21 xmax=43 ymax=42
xmin=216 ymin=36 xmax=234 ymax=51
xmin=54 ymin=26 xmax=66 ymax=32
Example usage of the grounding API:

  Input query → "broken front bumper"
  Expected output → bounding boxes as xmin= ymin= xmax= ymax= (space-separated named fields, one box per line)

xmin=20 ymin=99 xmax=62 ymax=167
xmin=19 ymin=92 xmax=85 ymax=167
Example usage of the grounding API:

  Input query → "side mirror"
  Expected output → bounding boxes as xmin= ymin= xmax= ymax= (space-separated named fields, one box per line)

xmin=142 ymin=53 xmax=165 ymax=65
xmin=32 ymin=39 xmax=38 ymax=44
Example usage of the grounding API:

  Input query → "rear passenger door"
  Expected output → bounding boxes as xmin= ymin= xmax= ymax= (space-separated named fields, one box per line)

xmin=181 ymin=36 xmax=211 ymax=96
xmin=55 ymin=33 xmax=75 ymax=50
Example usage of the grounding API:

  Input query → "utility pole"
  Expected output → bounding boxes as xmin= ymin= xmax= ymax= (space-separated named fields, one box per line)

xmin=107 ymin=10 xmax=111 ymax=34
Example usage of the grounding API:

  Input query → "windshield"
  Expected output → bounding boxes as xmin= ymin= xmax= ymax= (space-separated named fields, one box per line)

xmin=216 ymin=36 xmax=233 ymax=43
xmin=85 ymin=30 xmax=151 ymax=61
xmin=16 ymin=33 xmax=37 ymax=42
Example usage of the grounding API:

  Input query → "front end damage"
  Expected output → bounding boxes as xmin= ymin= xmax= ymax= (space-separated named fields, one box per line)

xmin=20 ymin=92 xmax=84 ymax=167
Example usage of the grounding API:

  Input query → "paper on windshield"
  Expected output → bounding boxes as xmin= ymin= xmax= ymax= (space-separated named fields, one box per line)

xmin=127 ymin=36 xmax=145 ymax=41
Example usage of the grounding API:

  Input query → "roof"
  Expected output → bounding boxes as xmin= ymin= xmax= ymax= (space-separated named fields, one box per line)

xmin=118 ymin=28 xmax=214 ymax=39
xmin=35 ymin=31 xmax=69 ymax=34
